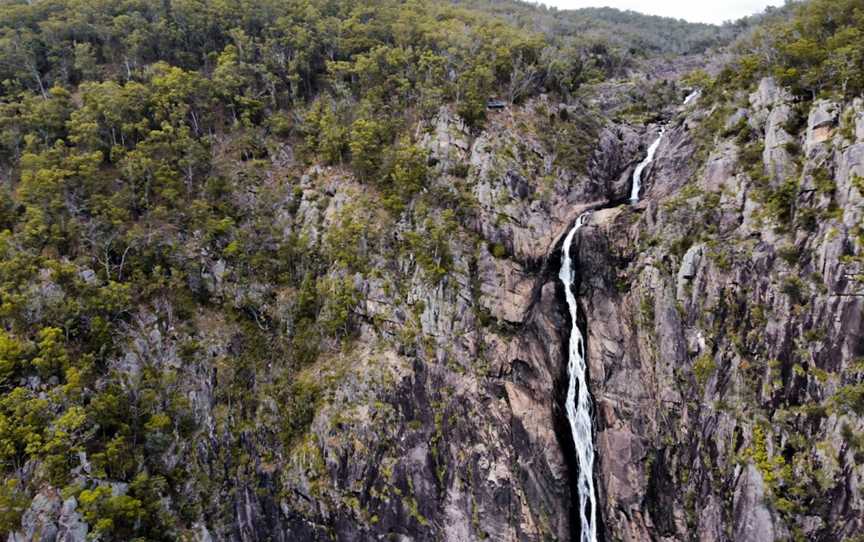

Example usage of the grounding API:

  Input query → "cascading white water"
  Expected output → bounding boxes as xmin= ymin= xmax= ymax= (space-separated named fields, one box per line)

xmin=683 ymin=88 xmax=701 ymax=105
xmin=558 ymin=212 xmax=597 ymax=542
xmin=629 ymin=128 xmax=664 ymax=203
xmin=630 ymin=90 xmax=699 ymax=203
xmin=559 ymin=90 xmax=690 ymax=540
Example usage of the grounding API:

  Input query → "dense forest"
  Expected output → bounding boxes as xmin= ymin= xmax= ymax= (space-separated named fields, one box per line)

xmin=0 ymin=0 xmax=862 ymax=539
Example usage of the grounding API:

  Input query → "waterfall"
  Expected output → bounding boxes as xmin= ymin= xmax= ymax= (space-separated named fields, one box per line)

xmin=559 ymin=212 xmax=597 ymax=542
xmin=630 ymin=90 xmax=697 ymax=203
xmin=683 ymin=88 xmax=701 ymax=105
xmin=559 ymin=89 xmax=689 ymax=540
xmin=629 ymin=128 xmax=664 ymax=203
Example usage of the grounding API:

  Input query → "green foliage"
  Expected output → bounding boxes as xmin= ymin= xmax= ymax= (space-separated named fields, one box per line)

xmin=738 ymin=139 xmax=766 ymax=182
xmin=350 ymin=117 xmax=389 ymax=181
xmin=0 ymin=387 xmax=49 ymax=470
xmin=746 ymin=424 xmax=791 ymax=491
xmin=681 ymin=69 xmax=714 ymax=90
xmin=403 ymin=209 xmax=458 ymax=284
xmin=281 ymin=377 xmax=321 ymax=448
xmin=316 ymin=276 xmax=360 ymax=338
xmin=619 ymin=79 xmax=679 ymax=123
xmin=639 ymin=295 xmax=655 ymax=327
xmin=760 ymin=179 xmax=800 ymax=226
xmin=781 ymin=276 xmax=806 ymax=305
xmin=833 ymin=383 xmax=864 ymax=416
xmin=535 ymin=105 xmax=599 ymax=173
xmin=385 ymin=138 xmax=429 ymax=211
xmin=456 ymin=65 xmax=493 ymax=128
xmin=0 ymin=331 xmax=27 ymax=388
xmin=78 ymin=479 xmax=163 ymax=541
xmin=463 ymin=1 xmax=743 ymax=57
xmin=303 ymin=98 xmax=347 ymax=164
xmin=0 ymin=0 xmax=791 ymax=537
xmin=0 ymin=479 xmax=28 ymax=535
xmin=324 ymin=200 xmax=374 ymax=272
xmin=726 ymin=0 xmax=864 ymax=99
xmin=489 ymin=243 xmax=508 ymax=259
xmin=783 ymin=103 xmax=809 ymax=136
xmin=30 ymin=327 xmax=69 ymax=379
xmin=693 ymin=354 xmax=717 ymax=389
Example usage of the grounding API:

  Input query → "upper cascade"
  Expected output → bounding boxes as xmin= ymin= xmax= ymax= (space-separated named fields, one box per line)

xmin=683 ymin=88 xmax=701 ymax=105
xmin=629 ymin=128 xmax=665 ymax=203
xmin=629 ymin=90 xmax=698 ymax=203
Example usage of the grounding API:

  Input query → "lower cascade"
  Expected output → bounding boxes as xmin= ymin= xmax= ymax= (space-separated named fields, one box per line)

xmin=559 ymin=212 xmax=597 ymax=542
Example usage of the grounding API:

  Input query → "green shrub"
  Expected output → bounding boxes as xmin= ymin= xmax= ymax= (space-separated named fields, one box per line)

xmin=0 ymin=479 xmax=29 ymax=534
xmin=640 ymin=295 xmax=655 ymax=327
xmin=783 ymin=140 xmax=802 ymax=157
xmin=78 ymin=485 xmax=145 ymax=539
xmin=693 ymin=354 xmax=717 ymax=389
xmin=489 ymin=242 xmax=507 ymax=259
xmin=762 ymin=179 xmax=799 ymax=225
xmin=833 ymin=383 xmax=864 ymax=416
xmin=781 ymin=276 xmax=806 ymax=305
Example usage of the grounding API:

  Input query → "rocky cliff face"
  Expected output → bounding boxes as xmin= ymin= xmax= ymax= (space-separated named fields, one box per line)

xmin=579 ymin=79 xmax=864 ymax=541
xmin=11 ymin=79 xmax=864 ymax=542
xmin=266 ymin=99 xmax=657 ymax=541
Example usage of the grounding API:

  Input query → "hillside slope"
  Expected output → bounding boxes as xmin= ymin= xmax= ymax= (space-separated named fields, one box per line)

xmin=0 ymin=0 xmax=863 ymax=541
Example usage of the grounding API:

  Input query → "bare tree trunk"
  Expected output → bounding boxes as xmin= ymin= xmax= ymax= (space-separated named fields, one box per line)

xmin=29 ymin=63 xmax=47 ymax=99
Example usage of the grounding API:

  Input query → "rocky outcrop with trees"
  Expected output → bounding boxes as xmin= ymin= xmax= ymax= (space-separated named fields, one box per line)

xmin=0 ymin=0 xmax=862 ymax=541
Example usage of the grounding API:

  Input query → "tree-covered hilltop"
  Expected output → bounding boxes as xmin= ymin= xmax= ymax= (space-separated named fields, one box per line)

xmin=685 ymin=0 xmax=864 ymax=273
xmin=722 ymin=0 xmax=864 ymax=100
xmin=461 ymin=0 xmax=745 ymax=56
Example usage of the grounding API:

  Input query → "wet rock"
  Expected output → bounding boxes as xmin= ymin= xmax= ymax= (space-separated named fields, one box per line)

xmin=591 ymin=124 xmax=643 ymax=199
xmin=643 ymin=122 xmax=697 ymax=200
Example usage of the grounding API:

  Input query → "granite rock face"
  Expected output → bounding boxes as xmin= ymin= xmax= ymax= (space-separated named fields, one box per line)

xmin=574 ymin=78 xmax=864 ymax=541
xmin=9 ymin=79 xmax=864 ymax=542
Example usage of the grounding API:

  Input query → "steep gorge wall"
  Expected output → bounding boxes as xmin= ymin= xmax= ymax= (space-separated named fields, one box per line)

xmin=579 ymin=79 xmax=864 ymax=541
xmin=12 ymin=79 xmax=864 ymax=542
xmin=11 ymin=98 xmax=650 ymax=541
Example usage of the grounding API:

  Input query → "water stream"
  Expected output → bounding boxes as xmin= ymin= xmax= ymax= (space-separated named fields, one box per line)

xmin=683 ymin=88 xmax=701 ymax=105
xmin=559 ymin=212 xmax=597 ymax=542
xmin=629 ymin=129 xmax=664 ymax=203
xmin=560 ymin=90 xmax=690 ymax=540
